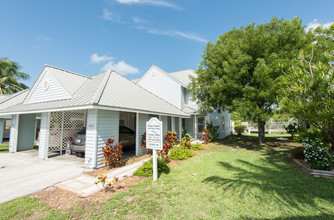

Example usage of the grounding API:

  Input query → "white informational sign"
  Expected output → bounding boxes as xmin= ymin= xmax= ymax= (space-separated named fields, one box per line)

xmin=146 ymin=117 xmax=163 ymax=150
xmin=146 ymin=117 xmax=163 ymax=182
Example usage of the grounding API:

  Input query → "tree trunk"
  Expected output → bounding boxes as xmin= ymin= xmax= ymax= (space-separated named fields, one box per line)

xmin=258 ymin=121 xmax=266 ymax=143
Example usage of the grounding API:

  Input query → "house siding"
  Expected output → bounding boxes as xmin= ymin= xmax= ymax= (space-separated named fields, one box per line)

xmin=17 ymin=114 xmax=36 ymax=151
xmin=96 ymin=109 xmax=119 ymax=168
xmin=161 ymin=116 xmax=168 ymax=136
xmin=208 ymin=110 xmax=231 ymax=139
xmin=85 ymin=109 xmax=97 ymax=169
xmin=137 ymin=113 xmax=148 ymax=156
xmin=185 ymin=116 xmax=194 ymax=138
xmin=137 ymin=67 xmax=182 ymax=109
xmin=27 ymin=70 xmax=71 ymax=104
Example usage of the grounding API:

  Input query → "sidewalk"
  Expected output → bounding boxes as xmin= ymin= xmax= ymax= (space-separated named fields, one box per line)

xmin=55 ymin=158 xmax=150 ymax=197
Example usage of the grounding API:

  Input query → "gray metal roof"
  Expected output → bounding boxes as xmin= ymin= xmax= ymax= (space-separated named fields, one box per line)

xmin=182 ymin=106 xmax=198 ymax=115
xmin=0 ymin=66 xmax=188 ymax=117
xmin=169 ymin=69 xmax=197 ymax=87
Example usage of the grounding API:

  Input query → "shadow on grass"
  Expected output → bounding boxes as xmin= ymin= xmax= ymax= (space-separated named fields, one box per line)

xmin=203 ymin=135 xmax=334 ymax=217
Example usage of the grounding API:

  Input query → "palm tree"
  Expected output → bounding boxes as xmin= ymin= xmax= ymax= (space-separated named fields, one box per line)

xmin=0 ymin=58 xmax=30 ymax=94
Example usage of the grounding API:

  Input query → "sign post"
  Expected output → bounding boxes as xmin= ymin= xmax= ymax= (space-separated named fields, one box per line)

xmin=146 ymin=117 xmax=163 ymax=182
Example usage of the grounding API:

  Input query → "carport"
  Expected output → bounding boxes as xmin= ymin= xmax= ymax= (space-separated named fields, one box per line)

xmin=0 ymin=65 xmax=189 ymax=169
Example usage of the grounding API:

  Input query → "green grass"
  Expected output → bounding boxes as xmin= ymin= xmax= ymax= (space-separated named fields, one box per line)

xmin=1 ymin=135 xmax=334 ymax=219
xmin=245 ymin=131 xmax=292 ymax=138
xmin=0 ymin=143 xmax=9 ymax=153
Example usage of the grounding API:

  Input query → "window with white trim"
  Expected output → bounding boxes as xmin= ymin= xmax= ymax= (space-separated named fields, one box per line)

xmin=198 ymin=116 xmax=205 ymax=133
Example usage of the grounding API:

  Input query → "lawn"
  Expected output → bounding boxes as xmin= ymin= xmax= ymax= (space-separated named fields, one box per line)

xmin=0 ymin=143 xmax=9 ymax=153
xmin=1 ymin=135 xmax=334 ymax=219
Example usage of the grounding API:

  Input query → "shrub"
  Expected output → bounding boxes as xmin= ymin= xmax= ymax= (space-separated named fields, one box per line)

xmin=235 ymin=124 xmax=246 ymax=136
xmin=133 ymin=157 xmax=170 ymax=177
xmin=182 ymin=129 xmax=192 ymax=140
xmin=180 ymin=139 xmax=192 ymax=149
xmin=191 ymin=143 xmax=204 ymax=151
xmin=284 ymin=123 xmax=298 ymax=138
xmin=206 ymin=122 xmax=219 ymax=141
xmin=159 ymin=131 xmax=178 ymax=157
xmin=169 ymin=147 xmax=194 ymax=160
xmin=141 ymin=132 xmax=146 ymax=148
xmin=102 ymin=137 xmax=124 ymax=168
xmin=202 ymin=128 xmax=212 ymax=144
xmin=295 ymin=127 xmax=328 ymax=144
xmin=303 ymin=137 xmax=333 ymax=170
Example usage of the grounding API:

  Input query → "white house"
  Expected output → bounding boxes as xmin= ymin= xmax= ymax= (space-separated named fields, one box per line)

xmin=133 ymin=65 xmax=231 ymax=139
xmin=0 ymin=65 xmax=188 ymax=169
xmin=0 ymin=64 xmax=230 ymax=169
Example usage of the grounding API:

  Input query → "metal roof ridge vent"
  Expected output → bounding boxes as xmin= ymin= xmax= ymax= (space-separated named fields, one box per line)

xmin=44 ymin=64 xmax=92 ymax=79
xmin=90 ymin=70 xmax=112 ymax=105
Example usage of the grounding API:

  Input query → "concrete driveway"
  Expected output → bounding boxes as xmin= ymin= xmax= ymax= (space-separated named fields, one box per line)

xmin=0 ymin=150 xmax=86 ymax=203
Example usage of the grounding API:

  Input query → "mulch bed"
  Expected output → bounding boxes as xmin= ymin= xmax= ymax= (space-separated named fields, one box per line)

xmin=29 ymin=175 xmax=147 ymax=211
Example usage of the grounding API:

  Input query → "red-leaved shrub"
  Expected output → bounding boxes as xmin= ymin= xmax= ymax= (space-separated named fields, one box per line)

xmin=102 ymin=137 xmax=124 ymax=168
xmin=202 ymin=128 xmax=212 ymax=144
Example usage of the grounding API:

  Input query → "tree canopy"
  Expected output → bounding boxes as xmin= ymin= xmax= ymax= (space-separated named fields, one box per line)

xmin=0 ymin=58 xmax=29 ymax=94
xmin=280 ymin=24 xmax=334 ymax=147
xmin=189 ymin=17 xmax=308 ymax=143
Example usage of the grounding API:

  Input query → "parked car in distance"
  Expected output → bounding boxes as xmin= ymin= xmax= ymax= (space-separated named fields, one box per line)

xmin=70 ymin=126 xmax=135 ymax=153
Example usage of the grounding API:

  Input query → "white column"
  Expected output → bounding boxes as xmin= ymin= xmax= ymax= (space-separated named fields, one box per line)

xmin=0 ymin=118 xmax=4 ymax=145
xmin=38 ymin=112 xmax=50 ymax=159
xmin=178 ymin=117 xmax=182 ymax=139
xmin=194 ymin=115 xmax=198 ymax=139
xmin=9 ymin=115 xmax=19 ymax=153
xmin=171 ymin=116 xmax=175 ymax=132
xmin=135 ymin=112 xmax=139 ymax=157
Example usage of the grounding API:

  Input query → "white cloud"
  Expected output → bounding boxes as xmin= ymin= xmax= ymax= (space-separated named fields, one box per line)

xmin=137 ymin=26 xmax=208 ymax=43
xmin=102 ymin=8 xmax=122 ymax=22
xmin=90 ymin=53 xmax=113 ymax=63
xmin=133 ymin=16 xmax=147 ymax=23
xmin=35 ymin=36 xmax=51 ymax=42
xmin=306 ymin=19 xmax=334 ymax=32
xmin=115 ymin=0 xmax=180 ymax=9
xmin=102 ymin=60 xmax=140 ymax=75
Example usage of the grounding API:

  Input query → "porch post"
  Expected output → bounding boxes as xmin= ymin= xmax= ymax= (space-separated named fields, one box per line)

xmin=179 ymin=117 xmax=182 ymax=139
xmin=194 ymin=115 xmax=198 ymax=139
xmin=171 ymin=116 xmax=175 ymax=132
xmin=9 ymin=115 xmax=19 ymax=153
xmin=0 ymin=118 xmax=4 ymax=144
xmin=38 ymin=112 xmax=50 ymax=159
xmin=135 ymin=112 xmax=139 ymax=157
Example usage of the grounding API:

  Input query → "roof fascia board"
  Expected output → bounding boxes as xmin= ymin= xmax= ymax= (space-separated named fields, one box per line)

xmin=22 ymin=66 xmax=48 ymax=104
xmin=136 ymin=65 xmax=186 ymax=87
xmin=0 ymin=103 xmax=190 ymax=118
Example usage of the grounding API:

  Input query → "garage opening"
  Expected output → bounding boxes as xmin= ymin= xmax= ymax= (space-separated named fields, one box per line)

xmin=49 ymin=110 xmax=86 ymax=157
xmin=119 ymin=112 xmax=136 ymax=159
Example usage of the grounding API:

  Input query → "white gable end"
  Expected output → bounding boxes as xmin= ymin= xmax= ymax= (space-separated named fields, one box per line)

xmin=26 ymin=70 xmax=71 ymax=104
xmin=137 ymin=67 xmax=182 ymax=109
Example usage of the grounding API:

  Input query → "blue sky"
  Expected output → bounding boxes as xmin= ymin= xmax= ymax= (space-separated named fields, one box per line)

xmin=1 ymin=0 xmax=334 ymax=87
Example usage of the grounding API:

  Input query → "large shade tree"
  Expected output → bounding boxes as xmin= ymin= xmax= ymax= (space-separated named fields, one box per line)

xmin=0 ymin=58 xmax=29 ymax=94
xmin=189 ymin=17 xmax=308 ymax=143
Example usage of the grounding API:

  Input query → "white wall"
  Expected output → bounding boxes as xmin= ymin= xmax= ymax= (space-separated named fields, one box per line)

xmin=137 ymin=67 xmax=182 ymax=109
xmin=17 ymin=114 xmax=36 ymax=151
xmin=208 ymin=110 xmax=231 ymax=139
xmin=96 ymin=110 xmax=120 ymax=168
xmin=26 ymin=70 xmax=71 ymax=104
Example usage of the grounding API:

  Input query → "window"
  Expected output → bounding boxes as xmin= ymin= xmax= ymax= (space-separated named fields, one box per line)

xmin=182 ymin=118 xmax=186 ymax=130
xmin=198 ymin=116 xmax=205 ymax=133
